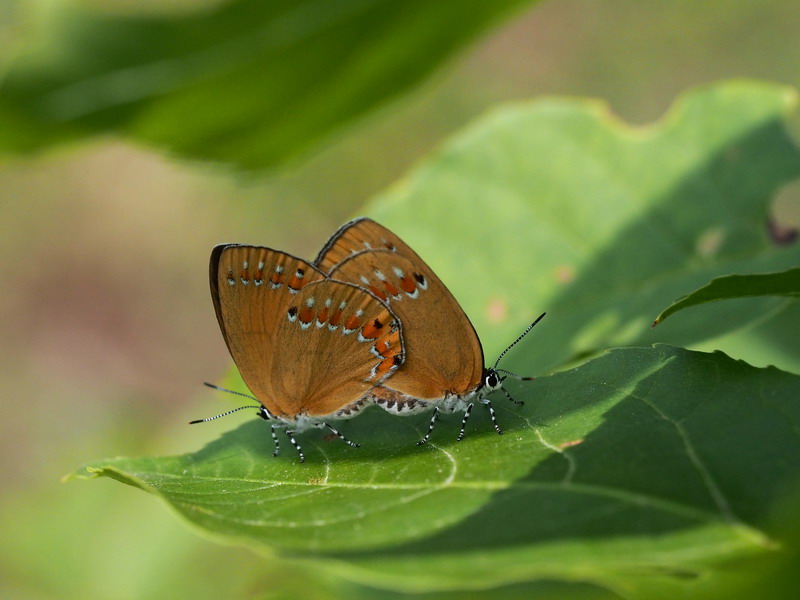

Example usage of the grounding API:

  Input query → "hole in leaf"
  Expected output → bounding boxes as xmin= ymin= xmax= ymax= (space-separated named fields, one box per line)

xmin=769 ymin=179 xmax=800 ymax=245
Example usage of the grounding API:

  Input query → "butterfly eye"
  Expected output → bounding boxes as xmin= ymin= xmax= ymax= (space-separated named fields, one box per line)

xmin=485 ymin=370 xmax=500 ymax=390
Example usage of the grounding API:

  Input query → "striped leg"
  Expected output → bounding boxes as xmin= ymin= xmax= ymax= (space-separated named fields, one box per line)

xmin=482 ymin=398 xmax=504 ymax=435
xmin=322 ymin=422 xmax=360 ymax=448
xmin=285 ymin=430 xmax=305 ymax=463
xmin=457 ymin=403 xmax=474 ymax=441
xmin=271 ymin=424 xmax=280 ymax=457
xmin=416 ymin=407 xmax=440 ymax=446
xmin=499 ymin=385 xmax=524 ymax=406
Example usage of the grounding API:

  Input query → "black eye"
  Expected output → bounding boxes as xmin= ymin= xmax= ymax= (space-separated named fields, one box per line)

xmin=486 ymin=371 xmax=499 ymax=388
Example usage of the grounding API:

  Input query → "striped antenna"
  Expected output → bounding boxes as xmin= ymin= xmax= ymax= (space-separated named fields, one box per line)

xmin=202 ymin=381 xmax=258 ymax=401
xmin=492 ymin=312 xmax=546 ymax=369
xmin=189 ymin=382 xmax=262 ymax=424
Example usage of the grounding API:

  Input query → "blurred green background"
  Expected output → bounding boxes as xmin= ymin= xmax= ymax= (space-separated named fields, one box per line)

xmin=2 ymin=1 xmax=800 ymax=598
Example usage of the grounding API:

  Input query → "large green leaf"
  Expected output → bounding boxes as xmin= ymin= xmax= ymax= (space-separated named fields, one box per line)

xmin=0 ymin=0 xmax=535 ymax=169
xmin=364 ymin=81 xmax=800 ymax=373
xmin=77 ymin=346 xmax=800 ymax=596
xmin=652 ymin=267 xmax=800 ymax=326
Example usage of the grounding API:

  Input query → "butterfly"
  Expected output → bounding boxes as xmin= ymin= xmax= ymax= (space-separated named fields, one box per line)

xmin=314 ymin=218 xmax=544 ymax=445
xmin=192 ymin=244 xmax=405 ymax=462
xmin=193 ymin=220 xmax=544 ymax=461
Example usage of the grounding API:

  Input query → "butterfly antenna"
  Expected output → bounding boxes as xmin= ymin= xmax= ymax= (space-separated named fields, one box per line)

xmin=190 ymin=405 xmax=259 ymax=424
xmin=492 ymin=312 xmax=546 ymax=370
xmin=189 ymin=382 xmax=262 ymax=424
xmin=203 ymin=381 xmax=258 ymax=402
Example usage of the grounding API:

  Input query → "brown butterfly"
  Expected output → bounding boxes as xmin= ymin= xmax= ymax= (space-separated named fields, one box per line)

xmin=314 ymin=218 xmax=544 ymax=445
xmin=192 ymin=244 xmax=404 ymax=462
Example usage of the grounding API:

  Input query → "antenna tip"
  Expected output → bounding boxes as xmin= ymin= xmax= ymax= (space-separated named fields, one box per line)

xmin=189 ymin=419 xmax=203 ymax=424
xmin=203 ymin=382 xmax=216 ymax=389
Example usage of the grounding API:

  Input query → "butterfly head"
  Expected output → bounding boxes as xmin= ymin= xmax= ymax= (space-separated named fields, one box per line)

xmin=477 ymin=312 xmax=547 ymax=402
xmin=482 ymin=368 xmax=504 ymax=393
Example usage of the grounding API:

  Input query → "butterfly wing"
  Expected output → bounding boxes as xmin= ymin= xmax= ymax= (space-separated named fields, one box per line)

xmin=211 ymin=245 xmax=403 ymax=418
xmin=315 ymin=218 xmax=484 ymax=400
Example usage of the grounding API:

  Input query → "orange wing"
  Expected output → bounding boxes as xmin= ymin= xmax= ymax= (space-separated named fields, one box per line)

xmin=211 ymin=245 xmax=404 ymax=418
xmin=315 ymin=218 xmax=484 ymax=400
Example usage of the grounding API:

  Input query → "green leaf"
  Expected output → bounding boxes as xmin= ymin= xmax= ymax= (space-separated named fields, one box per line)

xmin=363 ymin=81 xmax=800 ymax=372
xmin=0 ymin=0 xmax=535 ymax=169
xmin=77 ymin=346 xmax=800 ymax=596
xmin=653 ymin=267 xmax=800 ymax=326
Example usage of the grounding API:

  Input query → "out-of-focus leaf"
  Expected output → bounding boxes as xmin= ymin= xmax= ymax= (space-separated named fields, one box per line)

xmin=652 ymin=267 xmax=800 ymax=326
xmin=0 ymin=0 xmax=536 ymax=169
xmin=364 ymin=81 xmax=800 ymax=373
xmin=78 ymin=346 xmax=800 ymax=596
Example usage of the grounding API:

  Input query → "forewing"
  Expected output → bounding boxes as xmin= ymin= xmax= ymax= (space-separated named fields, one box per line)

xmin=317 ymin=218 xmax=484 ymax=399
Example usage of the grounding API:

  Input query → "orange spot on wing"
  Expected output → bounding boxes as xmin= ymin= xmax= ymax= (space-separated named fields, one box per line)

xmin=288 ymin=274 xmax=304 ymax=290
xmin=299 ymin=307 xmax=314 ymax=324
xmin=374 ymin=339 xmax=391 ymax=357
xmin=270 ymin=272 xmax=284 ymax=285
xmin=374 ymin=357 xmax=398 ymax=378
xmin=385 ymin=329 xmax=400 ymax=347
xmin=399 ymin=275 xmax=416 ymax=293
xmin=368 ymin=285 xmax=388 ymax=301
xmin=361 ymin=318 xmax=384 ymax=340
xmin=345 ymin=315 xmax=362 ymax=330
xmin=329 ymin=309 xmax=343 ymax=327
xmin=375 ymin=330 xmax=402 ymax=359
xmin=317 ymin=306 xmax=329 ymax=324
xmin=383 ymin=280 xmax=400 ymax=297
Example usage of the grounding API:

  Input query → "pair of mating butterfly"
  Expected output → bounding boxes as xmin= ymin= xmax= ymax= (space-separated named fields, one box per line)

xmin=193 ymin=217 xmax=545 ymax=462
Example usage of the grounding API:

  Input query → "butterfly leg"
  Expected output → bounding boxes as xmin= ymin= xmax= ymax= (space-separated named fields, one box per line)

xmin=499 ymin=385 xmax=524 ymax=406
xmin=285 ymin=430 xmax=305 ymax=463
xmin=321 ymin=422 xmax=360 ymax=448
xmin=480 ymin=397 xmax=504 ymax=435
xmin=416 ymin=407 xmax=440 ymax=446
xmin=270 ymin=424 xmax=280 ymax=457
xmin=457 ymin=403 xmax=474 ymax=441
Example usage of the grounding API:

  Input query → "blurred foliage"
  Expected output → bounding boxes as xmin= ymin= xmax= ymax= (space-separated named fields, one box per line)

xmin=2 ymin=1 xmax=800 ymax=599
xmin=366 ymin=82 xmax=800 ymax=372
xmin=0 ymin=0 xmax=536 ymax=169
